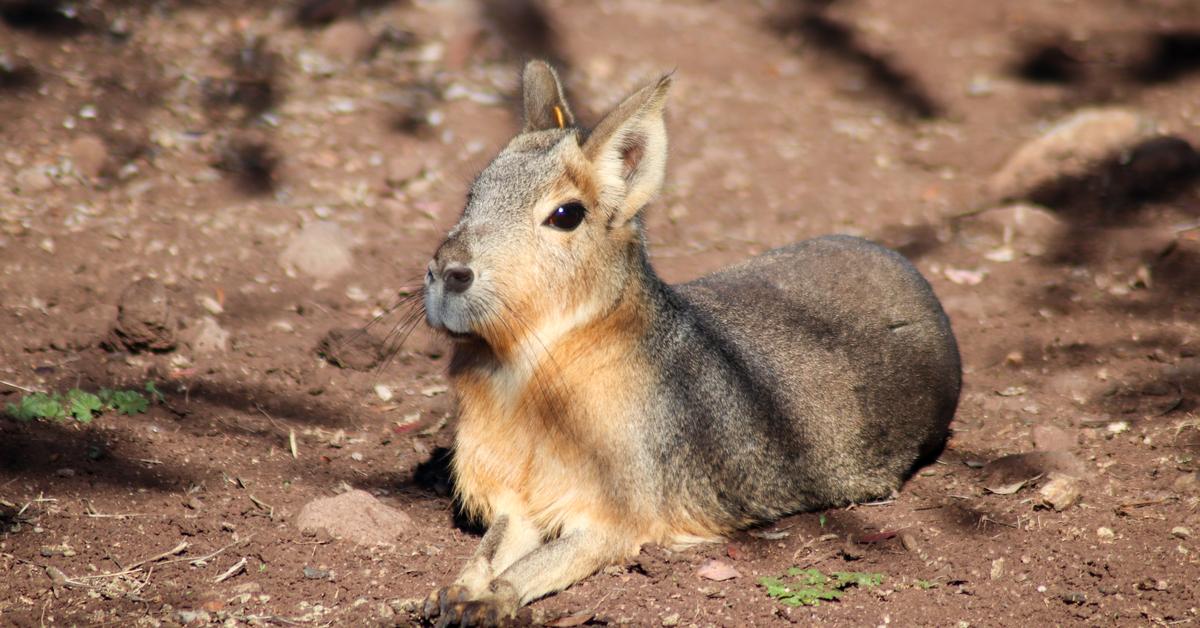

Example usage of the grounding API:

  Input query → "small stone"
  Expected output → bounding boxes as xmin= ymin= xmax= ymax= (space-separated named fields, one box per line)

xmin=110 ymin=278 xmax=176 ymax=352
xmin=385 ymin=153 xmax=426 ymax=187
xmin=1031 ymin=425 xmax=1075 ymax=451
xmin=1171 ymin=526 xmax=1191 ymax=539
xmin=199 ymin=295 xmax=224 ymax=315
xmin=960 ymin=203 xmax=1065 ymax=258
xmin=317 ymin=20 xmax=375 ymax=63
xmin=67 ymin=134 xmax=109 ymax=179
xmin=943 ymin=267 xmax=986 ymax=286
xmin=374 ymin=384 xmax=393 ymax=402
xmin=989 ymin=558 xmax=1005 ymax=580
xmin=966 ymin=74 xmax=994 ymax=97
xmin=279 ymin=221 xmax=354 ymax=281
xmin=661 ymin=613 xmax=680 ymax=627
xmin=295 ymin=489 xmax=413 ymax=545
xmin=1173 ymin=472 xmax=1199 ymax=494
xmin=1097 ymin=527 xmax=1115 ymax=542
xmin=1138 ymin=578 xmax=1170 ymax=591
xmin=303 ymin=566 xmax=331 ymax=580
xmin=345 ymin=285 xmax=369 ymax=302
xmin=1060 ymin=591 xmax=1086 ymax=605
xmin=15 ymin=166 xmax=53 ymax=193
xmin=176 ymin=610 xmax=210 ymax=624
xmin=1039 ymin=473 xmax=1082 ymax=511
xmin=185 ymin=316 xmax=230 ymax=354
xmin=989 ymin=108 xmax=1155 ymax=200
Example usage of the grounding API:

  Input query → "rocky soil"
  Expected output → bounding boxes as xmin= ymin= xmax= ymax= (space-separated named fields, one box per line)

xmin=2 ymin=0 xmax=1199 ymax=625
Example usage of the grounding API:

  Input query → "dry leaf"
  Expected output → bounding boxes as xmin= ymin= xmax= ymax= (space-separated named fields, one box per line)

xmin=985 ymin=478 xmax=1032 ymax=495
xmin=696 ymin=559 xmax=741 ymax=581
xmin=857 ymin=530 xmax=899 ymax=543
xmin=545 ymin=611 xmax=594 ymax=627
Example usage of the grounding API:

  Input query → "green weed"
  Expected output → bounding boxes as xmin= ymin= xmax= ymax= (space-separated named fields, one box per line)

xmin=759 ymin=567 xmax=885 ymax=607
xmin=5 ymin=385 xmax=159 ymax=423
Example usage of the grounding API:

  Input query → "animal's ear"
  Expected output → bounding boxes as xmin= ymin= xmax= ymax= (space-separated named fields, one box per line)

xmin=522 ymin=60 xmax=575 ymax=132
xmin=582 ymin=74 xmax=671 ymax=227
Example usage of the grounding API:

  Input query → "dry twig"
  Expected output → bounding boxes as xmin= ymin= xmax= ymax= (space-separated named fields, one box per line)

xmin=214 ymin=556 xmax=248 ymax=583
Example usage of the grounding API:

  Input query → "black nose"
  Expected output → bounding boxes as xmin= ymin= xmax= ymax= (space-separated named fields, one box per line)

xmin=443 ymin=266 xmax=474 ymax=294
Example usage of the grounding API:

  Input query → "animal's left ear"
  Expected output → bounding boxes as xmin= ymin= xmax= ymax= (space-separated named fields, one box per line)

xmin=582 ymin=74 xmax=671 ymax=227
xmin=522 ymin=60 xmax=575 ymax=132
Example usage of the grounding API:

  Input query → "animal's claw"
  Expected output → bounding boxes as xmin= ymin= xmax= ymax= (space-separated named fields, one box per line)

xmin=422 ymin=585 xmax=471 ymax=623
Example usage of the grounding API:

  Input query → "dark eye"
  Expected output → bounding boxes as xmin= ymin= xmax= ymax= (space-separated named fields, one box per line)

xmin=544 ymin=202 xmax=586 ymax=231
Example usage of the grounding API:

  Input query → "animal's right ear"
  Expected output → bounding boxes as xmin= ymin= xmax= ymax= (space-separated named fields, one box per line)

xmin=522 ymin=60 xmax=575 ymax=133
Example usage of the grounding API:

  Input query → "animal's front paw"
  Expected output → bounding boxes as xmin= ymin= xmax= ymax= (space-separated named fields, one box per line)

xmin=432 ymin=580 xmax=519 ymax=627
xmin=422 ymin=585 xmax=472 ymax=623
xmin=436 ymin=598 xmax=514 ymax=627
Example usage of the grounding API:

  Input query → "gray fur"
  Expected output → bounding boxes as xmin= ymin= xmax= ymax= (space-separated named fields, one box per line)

xmin=638 ymin=235 xmax=960 ymax=526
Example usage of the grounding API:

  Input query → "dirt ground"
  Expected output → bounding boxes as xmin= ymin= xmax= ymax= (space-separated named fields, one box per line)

xmin=3 ymin=0 xmax=1200 ymax=625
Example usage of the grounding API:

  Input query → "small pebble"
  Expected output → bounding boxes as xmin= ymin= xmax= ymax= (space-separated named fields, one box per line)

xmin=15 ymin=166 xmax=53 ymax=193
xmin=317 ymin=20 xmax=375 ymax=63
xmin=199 ymin=295 xmax=224 ymax=315
xmin=68 ymin=134 xmax=109 ymax=179
xmin=1060 ymin=591 xmax=1086 ymax=605
xmin=303 ymin=566 xmax=331 ymax=580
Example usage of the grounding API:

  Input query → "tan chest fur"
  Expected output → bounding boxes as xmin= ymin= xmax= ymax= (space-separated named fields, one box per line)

xmin=449 ymin=309 xmax=655 ymax=538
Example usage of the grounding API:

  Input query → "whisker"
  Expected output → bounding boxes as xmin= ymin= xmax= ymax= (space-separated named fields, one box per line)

xmin=328 ymin=280 xmax=426 ymax=359
xmin=375 ymin=300 xmax=428 ymax=376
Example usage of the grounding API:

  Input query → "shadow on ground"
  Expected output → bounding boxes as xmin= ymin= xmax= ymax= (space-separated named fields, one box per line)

xmin=765 ymin=1 xmax=944 ymax=119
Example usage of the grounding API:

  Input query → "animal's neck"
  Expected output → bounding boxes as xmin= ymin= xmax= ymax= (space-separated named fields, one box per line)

xmin=449 ymin=239 xmax=665 ymax=381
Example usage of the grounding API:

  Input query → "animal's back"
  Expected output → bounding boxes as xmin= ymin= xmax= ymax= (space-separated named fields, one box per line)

xmin=644 ymin=235 xmax=960 ymax=529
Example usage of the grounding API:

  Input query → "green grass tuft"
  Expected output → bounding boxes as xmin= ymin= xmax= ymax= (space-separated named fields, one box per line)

xmin=760 ymin=567 xmax=885 ymax=607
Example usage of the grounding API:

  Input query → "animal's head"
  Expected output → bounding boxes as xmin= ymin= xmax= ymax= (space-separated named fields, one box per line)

xmin=424 ymin=60 xmax=671 ymax=355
